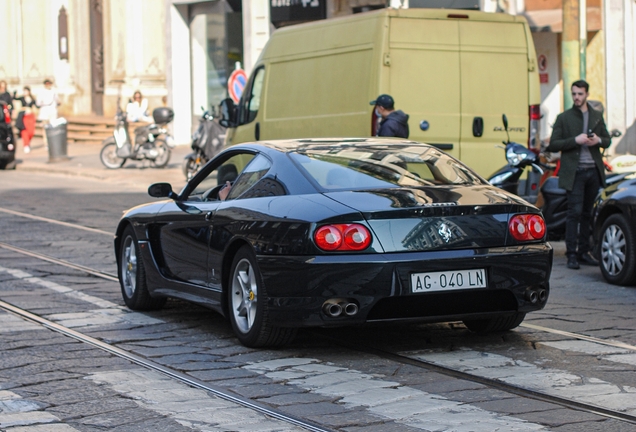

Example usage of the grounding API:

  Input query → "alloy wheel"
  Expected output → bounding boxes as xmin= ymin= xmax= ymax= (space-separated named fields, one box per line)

xmin=121 ymin=235 xmax=137 ymax=298
xmin=601 ymin=223 xmax=626 ymax=276
xmin=231 ymin=258 xmax=258 ymax=334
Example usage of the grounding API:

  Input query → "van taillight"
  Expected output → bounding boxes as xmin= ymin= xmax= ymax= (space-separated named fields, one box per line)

xmin=528 ymin=104 xmax=540 ymax=149
xmin=2 ymin=106 xmax=9 ymax=124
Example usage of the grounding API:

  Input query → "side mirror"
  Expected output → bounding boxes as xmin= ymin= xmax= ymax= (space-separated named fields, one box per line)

xmin=219 ymin=98 xmax=238 ymax=128
xmin=148 ymin=182 xmax=177 ymax=199
xmin=502 ymin=114 xmax=509 ymax=131
xmin=611 ymin=129 xmax=622 ymax=138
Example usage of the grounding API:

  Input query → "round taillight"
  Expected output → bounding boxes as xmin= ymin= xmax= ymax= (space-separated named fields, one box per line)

xmin=314 ymin=226 xmax=342 ymax=251
xmin=509 ymin=216 xmax=528 ymax=241
xmin=314 ymin=224 xmax=371 ymax=251
xmin=528 ymin=214 xmax=546 ymax=239
xmin=343 ymin=225 xmax=371 ymax=250
xmin=509 ymin=214 xmax=546 ymax=242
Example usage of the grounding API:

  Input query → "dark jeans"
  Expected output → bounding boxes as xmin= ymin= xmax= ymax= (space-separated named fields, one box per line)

xmin=565 ymin=167 xmax=601 ymax=257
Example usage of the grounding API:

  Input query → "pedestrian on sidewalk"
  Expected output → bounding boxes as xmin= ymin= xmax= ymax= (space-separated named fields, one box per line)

xmin=14 ymin=86 xmax=37 ymax=153
xmin=546 ymin=79 xmax=611 ymax=270
xmin=37 ymin=79 xmax=61 ymax=147
xmin=126 ymin=91 xmax=152 ymax=123
xmin=370 ymin=94 xmax=410 ymax=139
xmin=0 ymin=81 xmax=13 ymax=114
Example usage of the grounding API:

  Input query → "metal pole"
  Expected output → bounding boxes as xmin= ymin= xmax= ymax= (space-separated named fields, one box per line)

xmin=562 ymin=0 xmax=580 ymax=108
xmin=579 ymin=0 xmax=587 ymax=80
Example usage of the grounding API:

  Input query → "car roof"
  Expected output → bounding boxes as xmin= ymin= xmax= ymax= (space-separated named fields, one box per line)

xmin=234 ymin=138 xmax=430 ymax=154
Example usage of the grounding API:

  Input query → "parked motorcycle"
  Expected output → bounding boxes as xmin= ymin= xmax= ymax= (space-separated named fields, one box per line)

xmin=182 ymin=107 xmax=225 ymax=180
xmin=100 ymin=104 xmax=174 ymax=169
xmin=487 ymin=115 xmax=544 ymax=203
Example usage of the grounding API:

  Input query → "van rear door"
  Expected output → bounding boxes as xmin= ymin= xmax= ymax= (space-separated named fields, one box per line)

xmin=458 ymin=20 xmax=529 ymax=176
xmin=388 ymin=18 xmax=461 ymax=161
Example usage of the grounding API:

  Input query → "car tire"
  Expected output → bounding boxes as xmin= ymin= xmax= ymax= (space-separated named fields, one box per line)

xmin=182 ymin=154 xmax=200 ymax=180
xmin=100 ymin=138 xmax=126 ymax=169
xmin=599 ymin=214 xmax=636 ymax=286
xmin=118 ymin=225 xmax=167 ymax=310
xmin=150 ymin=139 xmax=171 ymax=168
xmin=228 ymin=245 xmax=297 ymax=347
xmin=463 ymin=312 xmax=526 ymax=333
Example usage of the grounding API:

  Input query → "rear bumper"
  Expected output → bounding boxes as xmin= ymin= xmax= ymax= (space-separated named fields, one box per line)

xmin=258 ymin=243 xmax=553 ymax=327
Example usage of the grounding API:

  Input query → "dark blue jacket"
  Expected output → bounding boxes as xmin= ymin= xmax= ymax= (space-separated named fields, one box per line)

xmin=378 ymin=110 xmax=409 ymax=139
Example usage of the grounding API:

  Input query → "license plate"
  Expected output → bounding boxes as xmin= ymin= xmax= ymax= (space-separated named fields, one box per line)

xmin=411 ymin=269 xmax=487 ymax=293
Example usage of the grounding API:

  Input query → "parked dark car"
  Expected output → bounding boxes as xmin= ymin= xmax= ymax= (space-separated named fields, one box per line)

xmin=593 ymin=173 xmax=636 ymax=286
xmin=115 ymin=139 xmax=553 ymax=347
xmin=0 ymin=102 xmax=16 ymax=170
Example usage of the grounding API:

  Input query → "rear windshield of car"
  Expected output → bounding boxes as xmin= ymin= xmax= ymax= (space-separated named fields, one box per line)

xmin=289 ymin=145 xmax=486 ymax=190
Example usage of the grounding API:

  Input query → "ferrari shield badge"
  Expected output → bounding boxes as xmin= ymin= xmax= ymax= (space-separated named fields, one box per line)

xmin=438 ymin=222 xmax=452 ymax=243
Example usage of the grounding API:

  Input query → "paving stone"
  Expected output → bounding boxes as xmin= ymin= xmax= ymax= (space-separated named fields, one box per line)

xmin=226 ymin=382 xmax=302 ymax=399
xmin=77 ymin=408 xmax=165 ymax=429
xmin=516 ymin=408 xmax=607 ymax=427
xmin=105 ymin=417 xmax=196 ymax=432
xmin=7 ymin=424 xmax=81 ymax=432
xmin=5 ymin=372 xmax=84 ymax=387
xmin=344 ymin=422 xmax=425 ymax=432
xmin=306 ymin=408 xmax=386 ymax=428
xmin=187 ymin=367 xmax=256 ymax=381
xmin=279 ymin=401 xmax=349 ymax=417
xmin=28 ymin=386 xmax=120 ymax=406
xmin=551 ymin=418 xmax=632 ymax=432
xmin=472 ymin=397 xmax=563 ymax=414
xmin=439 ymin=387 xmax=517 ymax=403
xmin=0 ymin=411 xmax=59 ymax=428
xmin=47 ymin=398 xmax=140 ymax=421
xmin=409 ymin=378 xmax=487 ymax=394
xmin=126 ymin=346 xmax=203 ymax=358
xmin=257 ymin=392 xmax=335 ymax=406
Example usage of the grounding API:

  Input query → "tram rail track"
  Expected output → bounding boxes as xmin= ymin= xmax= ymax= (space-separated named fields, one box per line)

xmin=2 ymin=208 xmax=636 ymax=427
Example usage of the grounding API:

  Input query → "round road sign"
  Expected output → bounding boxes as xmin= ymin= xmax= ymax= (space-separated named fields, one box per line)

xmin=228 ymin=69 xmax=247 ymax=103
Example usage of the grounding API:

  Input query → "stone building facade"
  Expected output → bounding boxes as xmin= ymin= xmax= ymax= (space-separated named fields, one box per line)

xmin=1 ymin=0 xmax=633 ymax=151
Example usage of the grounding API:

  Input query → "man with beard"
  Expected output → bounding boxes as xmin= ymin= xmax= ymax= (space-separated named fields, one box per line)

xmin=547 ymin=80 xmax=611 ymax=270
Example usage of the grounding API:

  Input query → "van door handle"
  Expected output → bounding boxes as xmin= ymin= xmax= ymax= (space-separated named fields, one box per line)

xmin=255 ymin=122 xmax=260 ymax=141
xmin=472 ymin=117 xmax=484 ymax=137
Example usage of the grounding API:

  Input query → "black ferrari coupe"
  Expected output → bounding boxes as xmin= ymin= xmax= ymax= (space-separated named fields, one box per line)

xmin=115 ymin=139 xmax=553 ymax=347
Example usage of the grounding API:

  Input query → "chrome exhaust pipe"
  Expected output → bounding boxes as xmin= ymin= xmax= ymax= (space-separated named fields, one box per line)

xmin=525 ymin=290 xmax=538 ymax=304
xmin=322 ymin=300 xmax=343 ymax=317
xmin=344 ymin=302 xmax=359 ymax=316
xmin=538 ymin=289 xmax=547 ymax=303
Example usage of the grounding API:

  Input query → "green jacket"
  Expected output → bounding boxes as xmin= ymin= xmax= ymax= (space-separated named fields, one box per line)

xmin=547 ymin=104 xmax=611 ymax=191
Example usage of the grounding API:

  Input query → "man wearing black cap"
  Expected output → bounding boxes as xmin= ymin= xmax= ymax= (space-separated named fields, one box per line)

xmin=370 ymin=94 xmax=409 ymax=139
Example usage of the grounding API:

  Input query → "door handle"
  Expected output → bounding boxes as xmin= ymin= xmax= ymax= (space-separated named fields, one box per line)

xmin=205 ymin=211 xmax=213 ymax=221
xmin=255 ymin=122 xmax=260 ymax=141
xmin=472 ymin=117 xmax=484 ymax=137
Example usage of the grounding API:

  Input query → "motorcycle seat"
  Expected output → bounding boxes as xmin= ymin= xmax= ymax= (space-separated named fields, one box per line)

xmin=541 ymin=177 xmax=567 ymax=196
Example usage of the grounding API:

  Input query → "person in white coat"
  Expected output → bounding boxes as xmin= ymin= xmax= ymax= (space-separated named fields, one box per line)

xmin=36 ymin=79 xmax=61 ymax=147
xmin=37 ymin=79 xmax=60 ymax=122
xmin=126 ymin=91 xmax=152 ymax=123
